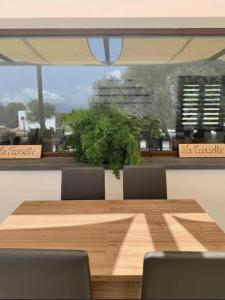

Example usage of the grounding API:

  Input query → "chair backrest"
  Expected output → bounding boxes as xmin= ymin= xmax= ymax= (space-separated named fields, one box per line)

xmin=61 ymin=167 xmax=105 ymax=200
xmin=0 ymin=249 xmax=92 ymax=299
xmin=142 ymin=251 xmax=225 ymax=300
xmin=123 ymin=166 xmax=167 ymax=199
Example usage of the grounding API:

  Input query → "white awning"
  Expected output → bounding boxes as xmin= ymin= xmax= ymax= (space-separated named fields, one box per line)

xmin=0 ymin=38 xmax=101 ymax=65
xmin=0 ymin=36 xmax=225 ymax=65
xmin=116 ymin=37 xmax=189 ymax=64
xmin=116 ymin=37 xmax=225 ymax=65
xmin=219 ymin=54 xmax=225 ymax=61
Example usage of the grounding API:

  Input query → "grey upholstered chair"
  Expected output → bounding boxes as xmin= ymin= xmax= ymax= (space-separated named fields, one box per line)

xmin=142 ymin=251 xmax=225 ymax=299
xmin=123 ymin=166 xmax=167 ymax=199
xmin=61 ymin=167 xmax=105 ymax=200
xmin=0 ymin=249 xmax=92 ymax=299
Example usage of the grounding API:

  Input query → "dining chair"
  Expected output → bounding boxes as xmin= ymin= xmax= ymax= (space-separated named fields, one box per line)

xmin=61 ymin=167 xmax=105 ymax=200
xmin=123 ymin=165 xmax=167 ymax=199
xmin=142 ymin=251 xmax=225 ymax=299
xmin=0 ymin=249 xmax=92 ymax=299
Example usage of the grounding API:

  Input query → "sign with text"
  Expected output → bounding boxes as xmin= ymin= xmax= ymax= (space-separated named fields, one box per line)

xmin=179 ymin=144 xmax=225 ymax=158
xmin=0 ymin=145 xmax=42 ymax=159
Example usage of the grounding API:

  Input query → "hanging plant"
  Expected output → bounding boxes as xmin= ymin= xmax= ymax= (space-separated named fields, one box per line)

xmin=62 ymin=104 xmax=141 ymax=178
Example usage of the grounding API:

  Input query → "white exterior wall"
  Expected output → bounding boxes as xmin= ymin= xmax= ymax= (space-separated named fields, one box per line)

xmin=0 ymin=170 xmax=225 ymax=233
xmin=0 ymin=0 xmax=225 ymax=29
xmin=18 ymin=111 xmax=56 ymax=132
xmin=1 ymin=0 xmax=225 ymax=18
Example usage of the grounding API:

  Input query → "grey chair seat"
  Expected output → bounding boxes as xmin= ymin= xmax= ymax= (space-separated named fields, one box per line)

xmin=142 ymin=251 xmax=225 ymax=299
xmin=0 ymin=249 xmax=92 ymax=299
xmin=61 ymin=167 xmax=105 ymax=200
xmin=123 ymin=165 xmax=167 ymax=199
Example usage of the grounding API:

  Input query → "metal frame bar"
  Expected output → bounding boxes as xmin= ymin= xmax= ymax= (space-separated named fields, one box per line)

xmin=0 ymin=28 xmax=225 ymax=37
xmin=209 ymin=48 xmax=225 ymax=60
xmin=103 ymin=37 xmax=110 ymax=64
xmin=36 ymin=65 xmax=46 ymax=132
xmin=0 ymin=53 xmax=14 ymax=63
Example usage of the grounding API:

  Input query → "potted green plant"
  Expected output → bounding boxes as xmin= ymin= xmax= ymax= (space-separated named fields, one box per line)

xmin=62 ymin=104 xmax=141 ymax=178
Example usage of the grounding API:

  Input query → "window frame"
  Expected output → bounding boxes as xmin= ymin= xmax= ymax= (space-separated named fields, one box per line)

xmin=0 ymin=27 xmax=225 ymax=157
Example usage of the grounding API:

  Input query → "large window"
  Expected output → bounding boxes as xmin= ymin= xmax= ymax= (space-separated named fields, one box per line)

xmin=0 ymin=35 xmax=225 ymax=153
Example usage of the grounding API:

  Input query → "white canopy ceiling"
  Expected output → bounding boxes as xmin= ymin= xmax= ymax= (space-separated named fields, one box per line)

xmin=116 ymin=37 xmax=225 ymax=65
xmin=0 ymin=38 xmax=101 ymax=65
xmin=0 ymin=36 xmax=225 ymax=65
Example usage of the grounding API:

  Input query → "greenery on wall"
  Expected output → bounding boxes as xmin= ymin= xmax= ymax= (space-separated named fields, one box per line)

xmin=92 ymin=61 xmax=225 ymax=138
xmin=62 ymin=104 xmax=144 ymax=178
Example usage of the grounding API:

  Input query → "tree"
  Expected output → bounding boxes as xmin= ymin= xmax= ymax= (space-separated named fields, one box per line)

xmin=0 ymin=103 xmax=6 ymax=126
xmin=91 ymin=60 xmax=225 ymax=138
xmin=26 ymin=100 xmax=56 ymax=123
xmin=4 ymin=102 xmax=26 ymax=128
xmin=92 ymin=75 xmax=151 ymax=116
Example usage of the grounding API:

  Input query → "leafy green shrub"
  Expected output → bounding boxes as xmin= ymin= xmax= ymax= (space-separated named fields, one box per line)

xmin=130 ymin=114 xmax=161 ymax=140
xmin=62 ymin=104 xmax=141 ymax=178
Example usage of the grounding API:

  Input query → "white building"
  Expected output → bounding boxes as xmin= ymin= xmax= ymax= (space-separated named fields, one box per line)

xmin=18 ymin=110 xmax=56 ymax=132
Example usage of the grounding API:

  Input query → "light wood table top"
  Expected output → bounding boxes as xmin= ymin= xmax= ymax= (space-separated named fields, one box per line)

xmin=1 ymin=199 xmax=225 ymax=278
xmin=1 ymin=199 xmax=225 ymax=298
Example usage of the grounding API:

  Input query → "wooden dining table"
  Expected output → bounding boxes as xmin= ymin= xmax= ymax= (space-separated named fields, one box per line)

xmin=1 ymin=199 xmax=225 ymax=299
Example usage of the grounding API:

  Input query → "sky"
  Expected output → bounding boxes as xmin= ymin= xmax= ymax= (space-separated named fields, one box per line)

xmin=0 ymin=65 xmax=126 ymax=112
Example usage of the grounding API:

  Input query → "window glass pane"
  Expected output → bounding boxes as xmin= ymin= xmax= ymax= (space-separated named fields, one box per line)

xmin=0 ymin=35 xmax=225 ymax=153
xmin=109 ymin=37 xmax=123 ymax=63
xmin=88 ymin=37 xmax=105 ymax=63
